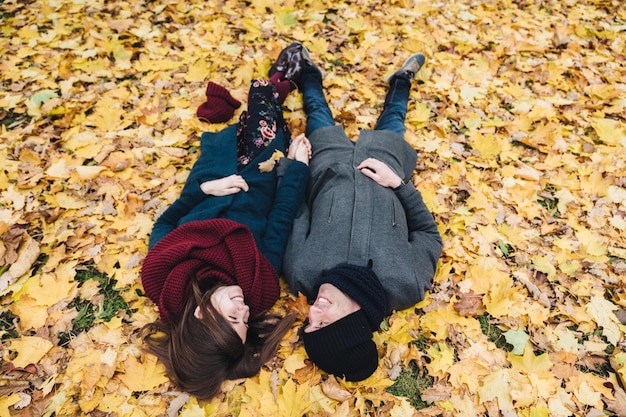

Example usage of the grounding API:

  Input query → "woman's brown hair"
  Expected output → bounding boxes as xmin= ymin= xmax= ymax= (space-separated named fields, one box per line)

xmin=141 ymin=278 xmax=296 ymax=399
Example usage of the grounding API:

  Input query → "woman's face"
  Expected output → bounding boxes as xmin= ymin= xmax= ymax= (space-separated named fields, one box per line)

xmin=305 ymin=283 xmax=361 ymax=333
xmin=209 ymin=285 xmax=250 ymax=342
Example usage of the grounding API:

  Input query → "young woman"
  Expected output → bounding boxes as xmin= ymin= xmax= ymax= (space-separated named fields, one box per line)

xmin=140 ymin=43 xmax=310 ymax=400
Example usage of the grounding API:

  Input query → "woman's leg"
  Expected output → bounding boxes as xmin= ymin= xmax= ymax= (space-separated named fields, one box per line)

xmin=270 ymin=71 xmax=291 ymax=105
xmin=236 ymin=79 xmax=290 ymax=168
xmin=373 ymin=72 xmax=412 ymax=136
xmin=298 ymin=60 xmax=335 ymax=137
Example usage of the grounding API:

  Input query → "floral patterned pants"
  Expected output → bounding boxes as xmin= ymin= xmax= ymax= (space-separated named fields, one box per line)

xmin=236 ymin=79 xmax=290 ymax=169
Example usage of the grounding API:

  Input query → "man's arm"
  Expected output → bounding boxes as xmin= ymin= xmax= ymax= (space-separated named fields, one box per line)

xmin=358 ymin=157 xmax=442 ymax=271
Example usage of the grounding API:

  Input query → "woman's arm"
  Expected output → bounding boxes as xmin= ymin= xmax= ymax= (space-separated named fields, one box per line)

xmin=149 ymin=175 xmax=248 ymax=249
xmin=200 ymin=175 xmax=249 ymax=196
xmin=259 ymin=137 xmax=311 ymax=273
xmin=149 ymin=198 xmax=196 ymax=249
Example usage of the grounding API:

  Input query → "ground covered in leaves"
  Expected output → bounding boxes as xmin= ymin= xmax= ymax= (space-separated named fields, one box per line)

xmin=1 ymin=0 xmax=625 ymax=416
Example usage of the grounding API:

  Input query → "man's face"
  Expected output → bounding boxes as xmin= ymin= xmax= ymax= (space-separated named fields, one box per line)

xmin=305 ymin=283 xmax=361 ymax=333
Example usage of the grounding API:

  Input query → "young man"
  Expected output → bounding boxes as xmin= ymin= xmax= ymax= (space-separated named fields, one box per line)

xmin=282 ymin=44 xmax=443 ymax=381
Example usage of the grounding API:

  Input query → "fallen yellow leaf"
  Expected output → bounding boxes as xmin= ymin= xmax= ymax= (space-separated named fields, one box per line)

xmin=116 ymin=354 xmax=169 ymax=392
xmin=8 ymin=336 xmax=53 ymax=368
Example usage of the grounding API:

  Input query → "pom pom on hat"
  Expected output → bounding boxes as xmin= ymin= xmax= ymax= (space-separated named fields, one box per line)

xmin=197 ymin=82 xmax=242 ymax=123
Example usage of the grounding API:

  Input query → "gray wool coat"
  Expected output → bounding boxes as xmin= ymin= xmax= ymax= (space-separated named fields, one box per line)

xmin=283 ymin=125 xmax=443 ymax=314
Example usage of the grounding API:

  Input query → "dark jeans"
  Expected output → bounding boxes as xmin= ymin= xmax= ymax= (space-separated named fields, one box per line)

xmin=299 ymin=64 xmax=412 ymax=137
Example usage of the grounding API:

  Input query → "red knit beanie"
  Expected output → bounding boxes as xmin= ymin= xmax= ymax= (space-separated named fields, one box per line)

xmin=197 ymin=82 xmax=242 ymax=123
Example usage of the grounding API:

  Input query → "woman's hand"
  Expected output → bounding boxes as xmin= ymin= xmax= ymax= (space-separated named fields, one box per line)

xmin=287 ymin=133 xmax=312 ymax=166
xmin=200 ymin=175 xmax=249 ymax=196
xmin=357 ymin=158 xmax=403 ymax=188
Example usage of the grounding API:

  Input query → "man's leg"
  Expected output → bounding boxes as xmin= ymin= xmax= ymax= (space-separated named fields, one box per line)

xmin=374 ymin=53 xmax=425 ymax=136
xmin=296 ymin=46 xmax=335 ymax=137
xmin=373 ymin=74 xmax=412 ymax=136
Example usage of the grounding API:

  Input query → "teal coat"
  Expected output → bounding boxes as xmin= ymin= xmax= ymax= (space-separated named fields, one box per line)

xmin=149 ymin=124 xmax=309 ymax=275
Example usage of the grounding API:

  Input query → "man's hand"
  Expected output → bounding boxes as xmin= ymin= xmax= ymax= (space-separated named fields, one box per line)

xmin=287 ymin=133 xmax=312 ymax=165
xmin=200 ymin=175 xmax=249 ymax=196
xmin=357 ymin=158 xmax=403 ymax=188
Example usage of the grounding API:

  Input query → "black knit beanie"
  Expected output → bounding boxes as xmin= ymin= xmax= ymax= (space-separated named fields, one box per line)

xmin=315 ymin=263 xmax=387 ymax=331
xmin=303 ymin=310 xmax=378 ymax=381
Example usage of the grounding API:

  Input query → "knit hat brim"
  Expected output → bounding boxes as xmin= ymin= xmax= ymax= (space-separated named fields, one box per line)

xmin=303 ymin=310 xmax=378 ymax=381
xmin=316 ymin=263 xmax=387 ymax=331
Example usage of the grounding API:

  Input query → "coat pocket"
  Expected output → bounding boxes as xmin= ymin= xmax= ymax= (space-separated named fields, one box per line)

xmin=326 ymin=191 xmax=335 ymax=224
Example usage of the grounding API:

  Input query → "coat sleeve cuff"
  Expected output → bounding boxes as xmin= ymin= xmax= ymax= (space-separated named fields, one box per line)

xmin=277 ymin=157 xmax=306 ymax=177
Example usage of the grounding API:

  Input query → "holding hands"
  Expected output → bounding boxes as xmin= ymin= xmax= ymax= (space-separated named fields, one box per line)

xmin=288 ymin=133 xmax=312 ymax=165
xmin=357 ymin=158 xmax=403 ymax=189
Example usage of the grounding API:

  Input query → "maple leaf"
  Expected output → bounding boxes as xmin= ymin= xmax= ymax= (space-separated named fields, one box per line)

xmin=116 ymin=354 xmax=170 ymax=392
xmin=321 ymin=376 xmax=352 ymax=402
xmin=85 ymin=95 xmax=126 ymax=132
xmin=509 ymin=346 xmax=552 ymax=377
xmin=0 ymin=232 xmax=40 ymax=293
xmin=31 ymin=90 xmax=59 ymax=108
xmin=241 ymin=370 xmax=273 ymax=413
xmin=590 ymin=117 xmax=626 ymax=146
xmin=185 ymin=60 xmax=212 ymax=83
xmin=586 ymin=295 xmax=622 ymax=346
xmin=478 ymin=368 xmax=521 ymax=410
xmin=385 ymin=312 xmax=421 ymax=344
xmin=453 ymin=290 xmax=485 ymax=316
xmin=283 ymin=292 xmax=310 ymax=318
xmin=282 ymin=347 xmax=307 ymax=374
xmin=503 ymin=329 xmax=530 ymax=355
xmin=7 ymin=336 xmax=53 ymax=369
xmin=425 ymin=343 xmax=455 ymax=378
xmin=389 ymin=397 xmax=417 ymax=417
xmin=276 ymin=378 xmax=312 ymax=417
xmin=0 ymin=394 xmax=21 ymax=417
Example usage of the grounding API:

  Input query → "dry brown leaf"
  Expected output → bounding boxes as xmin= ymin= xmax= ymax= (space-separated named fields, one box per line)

xmin=321 ymin=376 xmax=352 ymax=402
xmin=419 ymin=383 xmax=452 ymax=404
xmin=453 ymin=290 xmax=485 ymax=316
xmin=284 ymin=292 xmax=311 ymax=319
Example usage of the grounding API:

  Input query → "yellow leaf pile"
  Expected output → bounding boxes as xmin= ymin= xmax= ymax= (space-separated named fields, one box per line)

xmin=1 ymin=0 xmax=625 ymax=415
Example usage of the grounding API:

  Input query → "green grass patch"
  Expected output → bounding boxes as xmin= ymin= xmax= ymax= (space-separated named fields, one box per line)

xmin=537 ymin=184 xmax=561 ymax=218
xmin=478 ymin=313 xmax=514 ymax=351
xmin=0 ymin=310 xmax=19 ymax=340
xmin=0 ymin=108 xmax=33 ymax=130
xmin=387 ymin=360 xmax=433 ymax=410
xmin=58 ymin=262 xmax=131 ymax=347
xmin=496 ymin=239 xmax=515 ymax=259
